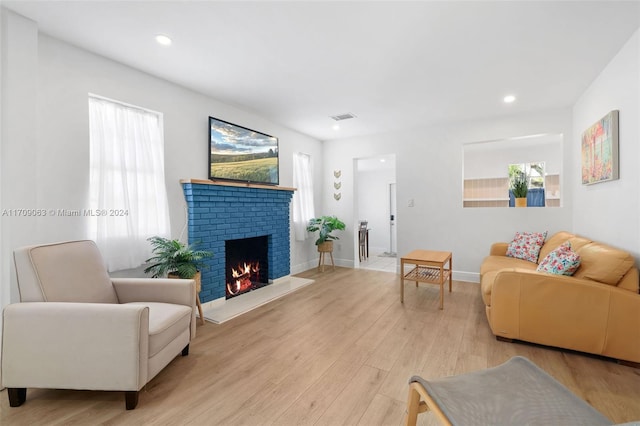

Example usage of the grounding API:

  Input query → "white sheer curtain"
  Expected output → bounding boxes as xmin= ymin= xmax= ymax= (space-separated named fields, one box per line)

xmin=88 ymin=95 xmax=171 ymax=271
xmin=292 ymin=152 xmax=316 ymax=241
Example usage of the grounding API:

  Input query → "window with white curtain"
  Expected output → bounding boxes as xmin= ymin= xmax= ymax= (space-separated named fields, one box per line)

xmin=292 ymin=152 xmax=316 ymax=241
xmin=88 ymin=94 xmax=171 ymax=271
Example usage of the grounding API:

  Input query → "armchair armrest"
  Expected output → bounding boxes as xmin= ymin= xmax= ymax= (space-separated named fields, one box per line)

xmin=489 ymin=242 xmax=509 ymax=256
xmin=2 ymin=302 xmax=149 ymax=391
xmin=112 ymin=278 xmax=197 ymax=338
xmin=111 ymin=278 xmax=195 ymax=307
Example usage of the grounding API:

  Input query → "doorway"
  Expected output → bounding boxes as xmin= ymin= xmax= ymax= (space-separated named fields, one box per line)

xmin=388 ymin=182 xmax=397 ymax=256
xmin=354 ymin=154 xmax=397 ymax=272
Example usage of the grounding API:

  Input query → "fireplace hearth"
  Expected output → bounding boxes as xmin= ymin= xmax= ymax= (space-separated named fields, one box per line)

xmin=225 ymin=235 xmax=269 ymax=299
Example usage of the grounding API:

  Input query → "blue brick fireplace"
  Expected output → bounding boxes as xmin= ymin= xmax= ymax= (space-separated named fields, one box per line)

xmin=181 ymin=180 xmax=294 ymax=303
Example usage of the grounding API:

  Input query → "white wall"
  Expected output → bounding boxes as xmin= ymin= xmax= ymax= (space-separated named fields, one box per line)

xmin=323 ymin=108 xmax=573 ymax=280
xmin=0 ymin=9 xmax=40 ymax=388
xmin=572 ymin=29 xmax=640 ymax=259
xmin=464 ymin=138 xmax=562 ymax=179
xmin=1 ymin=18 xmax=323 ymax=302
xmin=1 ymin=10 xmax=39 ymax=302
xmin=320 ymin=140 xmax=401 ymax=267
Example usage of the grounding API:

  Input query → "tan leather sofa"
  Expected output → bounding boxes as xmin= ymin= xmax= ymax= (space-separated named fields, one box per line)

xmin=481 ymin=231 xmax=640 ymax=364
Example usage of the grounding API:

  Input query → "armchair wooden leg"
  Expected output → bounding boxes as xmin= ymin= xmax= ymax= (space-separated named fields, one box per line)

xmin=8 ymin=388 xmax=27 ymax=407
xmin=125 ymin=391 xmax=139 ymax=410
xmin=182 ymin=344 xmax=190 ymax=356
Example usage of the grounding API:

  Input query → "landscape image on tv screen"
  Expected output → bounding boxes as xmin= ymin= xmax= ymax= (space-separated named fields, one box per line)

xmin=209 ymin=116 xmax=279 ymax=185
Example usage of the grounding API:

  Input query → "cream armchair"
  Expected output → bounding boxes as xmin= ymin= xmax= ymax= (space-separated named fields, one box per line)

xmin=1 ymin=240 xmax=197 ymax=410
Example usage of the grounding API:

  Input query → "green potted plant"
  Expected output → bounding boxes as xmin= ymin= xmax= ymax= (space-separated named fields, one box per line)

xmin=144 ymin=236 xmax=213 ymax=324
xmin=306 ymin=215 xmax=346 ymax=253
xmin=144 ymin=236 xmax=213 ymax=280
xmin=510 ymin=172 xmax=529 ymax=207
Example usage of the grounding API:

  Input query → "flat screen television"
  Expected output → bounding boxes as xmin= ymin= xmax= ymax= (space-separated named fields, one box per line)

xmin=209 ymin=116 xmax=279 ymax=185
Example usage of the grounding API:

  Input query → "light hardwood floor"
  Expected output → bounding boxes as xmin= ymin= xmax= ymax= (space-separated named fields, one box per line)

xmin=2 ymin=267 xmax=639 ymax=425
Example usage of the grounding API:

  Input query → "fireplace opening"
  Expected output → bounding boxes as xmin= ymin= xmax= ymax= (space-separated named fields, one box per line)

xmin=225 ymin=235 xmax=269 ymax=299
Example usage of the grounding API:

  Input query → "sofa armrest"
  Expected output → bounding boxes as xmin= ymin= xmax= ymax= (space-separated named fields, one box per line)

xmin=2 ymin=302 xmax=149 ymax=390
xmin=490 ymin=242 xmax=509 ymax=256
xmin=112 ymin=278 xmax=197 ymax=338
xmin=602 ymin=289 xmax=640 ymax=362
xmin=490 ymin=269 xmax=640 ymax=362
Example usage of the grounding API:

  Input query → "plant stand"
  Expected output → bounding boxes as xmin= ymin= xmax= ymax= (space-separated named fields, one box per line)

xmin=169 ymin=271 xmax=205 ymax=325
xmin=317 ymin=241 xmax=335 ymax=272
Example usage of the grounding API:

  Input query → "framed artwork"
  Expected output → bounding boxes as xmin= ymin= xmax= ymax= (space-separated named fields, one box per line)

xmin=581 ymin=110 xmax=619 ymax=185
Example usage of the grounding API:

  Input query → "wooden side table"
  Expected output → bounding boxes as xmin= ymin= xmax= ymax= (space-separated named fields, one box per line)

xmin=400 ymin=250 xmax=452 ymax=310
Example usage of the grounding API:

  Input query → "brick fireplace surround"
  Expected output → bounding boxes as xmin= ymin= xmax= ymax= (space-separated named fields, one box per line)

xmin=181 ymin=179 xmax=295 ymax=304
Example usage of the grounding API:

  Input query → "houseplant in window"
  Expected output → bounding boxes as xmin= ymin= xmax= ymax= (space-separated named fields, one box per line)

xmin=510 ymin=171 xmax=529 ymax=207
xmin=307 ymin=216 xmax=346 ymax=270
xmin=144 ymin=236 xmax=213 ymax=323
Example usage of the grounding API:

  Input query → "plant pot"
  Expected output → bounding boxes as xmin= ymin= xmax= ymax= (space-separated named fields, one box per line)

xmin=317 ymin=241 xmax=334 ymax=253
xmin=515 ymin=198 xmax=527 ymax=207
xmin=168 ymin=270 xmax=201 ymax=292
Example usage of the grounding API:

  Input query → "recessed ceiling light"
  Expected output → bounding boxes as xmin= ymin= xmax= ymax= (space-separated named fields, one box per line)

xmin=380 ymin=158 xmax=386 ymax=163
xmin=155 ymin=34 xmax=172 ymax=46
xmin=332 ymin=124 xmax=340 ymax=131
xmin=503 ymin=95 xmax=516 ymax=103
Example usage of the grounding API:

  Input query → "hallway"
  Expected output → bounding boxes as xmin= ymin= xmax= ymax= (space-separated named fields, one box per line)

xmin=359 ymin=248 xmax=397 ymax=273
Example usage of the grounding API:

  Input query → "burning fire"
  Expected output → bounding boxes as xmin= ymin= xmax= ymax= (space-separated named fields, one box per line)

xmin=226 ymin=262 xmax=260 ymax=296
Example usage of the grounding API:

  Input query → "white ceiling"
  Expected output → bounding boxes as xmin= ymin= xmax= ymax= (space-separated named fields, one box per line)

xmin=3 ymin=1 xmax=640 ymax=142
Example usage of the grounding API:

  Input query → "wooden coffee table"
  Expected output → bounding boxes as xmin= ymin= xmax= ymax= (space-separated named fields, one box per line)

xmin=400 ymin=250 xmax=452 ymax=310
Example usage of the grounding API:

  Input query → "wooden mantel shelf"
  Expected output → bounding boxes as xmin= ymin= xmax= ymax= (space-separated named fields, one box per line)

xmin=180 ymin=178 xmax=296 ymax=192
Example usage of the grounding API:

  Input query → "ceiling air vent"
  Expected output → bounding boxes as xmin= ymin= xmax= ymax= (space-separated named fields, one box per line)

xmin=330 ymin=113 xmax=357 ymax=121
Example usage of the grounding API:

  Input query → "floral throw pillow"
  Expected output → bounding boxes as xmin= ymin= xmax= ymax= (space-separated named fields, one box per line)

xmin=506 ymin=231 xmax=547 ymax=263
xmin=536 ymin=241 xmax=581 ymax=276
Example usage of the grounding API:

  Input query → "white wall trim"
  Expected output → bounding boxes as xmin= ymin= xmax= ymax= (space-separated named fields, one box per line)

xmin=291 ymin=260 xmax=317 ymax=275
xmin=454 ymin=271 xmax=480 ymax=283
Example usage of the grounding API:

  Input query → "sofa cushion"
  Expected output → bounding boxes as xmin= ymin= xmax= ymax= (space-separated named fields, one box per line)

xmin=537 ymin=231 xmax=575 ymax=261
xmin=573 ymin=243 xmax=635 ymax=286
xmin=617 ymin=267 xmax=640 ymax=293
xmin=481 ymin=255 xmax=538 ymax=277
xmin=126 ymin=302 xmax=193 ymax=357
xmin=536 ymin=242 xmax=581 ymax=276
xmin=567 ymin=236 xmax=593 ymax=253
xmin=506 ymin=232 xmax=547 ymax=263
